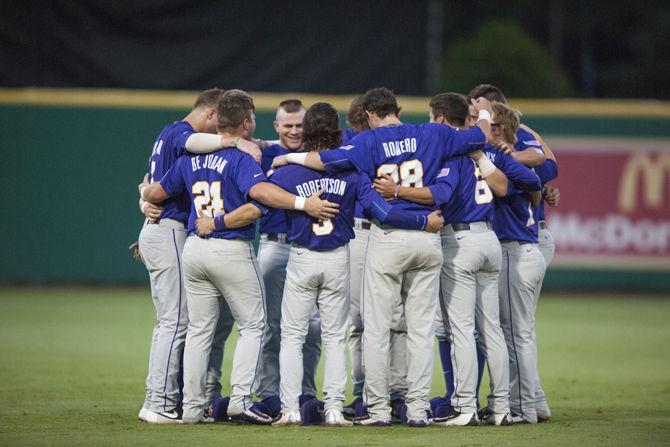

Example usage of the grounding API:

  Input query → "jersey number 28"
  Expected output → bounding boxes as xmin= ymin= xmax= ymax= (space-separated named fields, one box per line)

xmin=377 ymin=160 xmax=424 ymax=187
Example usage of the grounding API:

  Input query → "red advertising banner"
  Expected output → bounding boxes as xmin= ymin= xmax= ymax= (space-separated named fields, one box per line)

xmin=545 ymin=138 xmax=670 ymax=270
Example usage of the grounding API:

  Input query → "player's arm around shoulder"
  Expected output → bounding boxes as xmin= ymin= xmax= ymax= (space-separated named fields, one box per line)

xmin=471 ymin=150 xmax=508 ymax=197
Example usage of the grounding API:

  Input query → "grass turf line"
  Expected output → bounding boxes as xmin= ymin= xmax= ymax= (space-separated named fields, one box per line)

xmin=0 ymin=288 xmax=669 ymax=446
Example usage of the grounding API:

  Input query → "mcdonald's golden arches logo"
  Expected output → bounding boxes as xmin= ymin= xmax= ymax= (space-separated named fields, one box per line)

xmin=618 ymin=153 xmax=670 ymax=213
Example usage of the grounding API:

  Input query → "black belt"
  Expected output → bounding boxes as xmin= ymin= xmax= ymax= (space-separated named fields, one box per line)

xmin=539 ymin=221 xmax=547 ymax=230
xmin=362 ymin=221 xmax=371 ymax=230
xmin=451 ymin=221 xmax=492 ymax=231
xmin=266 ymin=233 xmax=288 ymax=243
xmin=500 ymin=239 xmax=532 ymax=245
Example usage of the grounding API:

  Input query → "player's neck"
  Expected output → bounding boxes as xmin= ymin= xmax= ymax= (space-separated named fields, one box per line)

xmin=219 ymin=131 xmax=247 ymax=140
xmin=183 ymin=110 xmax=208 ymax=133
xmin=376 ymin=115 xmax=402 ymax=128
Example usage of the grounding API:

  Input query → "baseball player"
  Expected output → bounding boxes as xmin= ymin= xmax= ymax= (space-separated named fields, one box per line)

xmin=373 ymin=93 xmax=542 ymax=426
xmin=272 ymin=87 xmax=495 ymax=426
xmin=256 ymin=99 xmax=322 ymax=415
xmin=470 ymin=84 xmax=559 ymax=422
xmin=487 ymin=101 xmax=546 ymax=424
xmin=342 ymin=96 xmax=408 ymax=419
xmin=268 ymin=102 xmax=444 ymax=426
xmin=139 ymin=90 xmax=339 ymax=424
xmin=136 ymin=88 xmax=263 ymax=424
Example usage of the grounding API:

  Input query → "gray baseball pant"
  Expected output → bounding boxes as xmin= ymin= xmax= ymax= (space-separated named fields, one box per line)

xmin=362 ymin=225 xmax=442 ymax=422
xmin=534 ymin=223 xmax=555 ymax=417
xmin=349 ymin=221 xmax=408 ymax=401
xmin=440 ymin=223 xmax=509 ymax=415
xmin=181 ymin=236 xmax=266 ymax=423
xmin=138 ymin=218 xmax=188 ymax=414
xmin=279 ymin=244 xmax=350 ymax=412
xmin=499 ymin=240 xmax=547 ymax=423
xmin=256 ymin=235 xmax=321 ymax=399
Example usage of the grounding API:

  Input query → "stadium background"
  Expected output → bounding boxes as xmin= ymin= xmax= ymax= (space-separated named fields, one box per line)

xmin=1 ymin=1 xmax=669 ymax=446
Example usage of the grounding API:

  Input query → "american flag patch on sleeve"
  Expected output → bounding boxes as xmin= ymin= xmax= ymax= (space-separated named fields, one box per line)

xmin=437 ymin=167 xmax=450 ymax=178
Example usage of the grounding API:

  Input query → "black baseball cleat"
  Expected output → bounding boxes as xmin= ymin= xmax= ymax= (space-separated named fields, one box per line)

xmin=343 ymin=397 xmax=362 ymax=418
xmin=228 ymin=403 xmax=273 ymax=425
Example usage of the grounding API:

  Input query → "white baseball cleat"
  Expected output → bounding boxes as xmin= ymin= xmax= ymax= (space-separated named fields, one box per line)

xmin=272 ymin=411 xmax=301 ymax=426
xmin=478 ymin=407 xmax=512 ymax=426
xmin=429 ymin=410 xmax=479 ymax=427
xmin=324 ymin=409 xmax=353 ymax=427
xmin=138 ymin=408 xmax=183 ymax=424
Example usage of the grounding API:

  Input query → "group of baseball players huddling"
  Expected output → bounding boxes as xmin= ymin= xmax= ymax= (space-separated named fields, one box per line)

xmin=134 ymin=84 xmax=560 ymax=428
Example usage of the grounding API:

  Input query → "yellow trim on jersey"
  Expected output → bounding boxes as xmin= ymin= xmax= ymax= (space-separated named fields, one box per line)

xmin=0 ymin=88 xmax=669 ymax=118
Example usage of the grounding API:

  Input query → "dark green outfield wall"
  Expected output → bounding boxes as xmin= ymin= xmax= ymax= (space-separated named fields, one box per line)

xmin=1 ymin=104 xmax=668 ymax=291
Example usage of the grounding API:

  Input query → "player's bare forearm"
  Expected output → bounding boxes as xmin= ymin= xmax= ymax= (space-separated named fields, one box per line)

xmin=511 ymin=148 xmax=546 ymax=168
xmin=249 ymin=182 xmax=339 ymax=220
xmin=272 ymin=151 xmax=326 ymax=171
xmin=373 ymin=173 xmax=435 ymax=205
xmin=471 ymin=97 xmax=493 ymax=143
xmin=224 ymin=203 xmax=263 ymax=228
xmin=398 ymin=186 xmax=436 ymax=205
xmin=186 ymin=134 xmax=261 ymax=162
xmin=141 ymin=183 xmax=169 ymax=204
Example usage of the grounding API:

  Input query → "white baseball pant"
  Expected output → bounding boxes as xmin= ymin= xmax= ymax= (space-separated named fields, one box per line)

xmin=279 ymin=244 xmax=350 ymax=412
xmin=181 ymin=236 xmax=266 ymax=423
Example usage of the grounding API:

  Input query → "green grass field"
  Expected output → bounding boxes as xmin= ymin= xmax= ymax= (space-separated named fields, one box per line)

xmin=0 ymin=288 xmax=669 ymax=446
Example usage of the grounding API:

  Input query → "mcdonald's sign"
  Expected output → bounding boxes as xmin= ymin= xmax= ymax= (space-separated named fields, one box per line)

xmin=541 ymin=139 xmax=670 ymax=270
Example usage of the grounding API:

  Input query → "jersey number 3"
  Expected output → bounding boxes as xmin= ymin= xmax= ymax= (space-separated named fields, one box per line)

xmin=192 ymin=181 xmax=224 ymax=217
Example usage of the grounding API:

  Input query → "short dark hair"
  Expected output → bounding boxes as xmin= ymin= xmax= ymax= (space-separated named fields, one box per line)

xmin=429 ymin=93 xmax=469 ymax=127
xmin=193 ymin=88 xmax=224 ymax=109
xmin=362 ymin=87 xmax=401 ymax=119
xmin=347 ymin=95 xmax=370 ymax=133
xmin=217 ymin=89 xmax=254 ymax=131
xmin=302 ymin=102 xmax=342 ymax=152
xmin=468 ymin=84 xmax=506 ymax=104
xmin=278 ymin=98 xmax=304 ymax=114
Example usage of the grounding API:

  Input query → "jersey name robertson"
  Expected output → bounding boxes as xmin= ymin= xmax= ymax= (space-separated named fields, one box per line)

xmin=295 ymin=178 xmax=348 ymax=197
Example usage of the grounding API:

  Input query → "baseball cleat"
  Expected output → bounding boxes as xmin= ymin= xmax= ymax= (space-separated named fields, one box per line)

xmin=537 ymin=409 xmax=551 ymax=423
xmin=228 ymin=403 xmax=273 ymax=425
xmin=138 ymin=407 xmax=150 ymax=422
xmin=510 ymin=413 xmax=532 ymax=424
xmin=272 ymin=410 xmax=301 ymax=426
xmin=343 ymin=397 xmax=362 ymax=418
xmin=139 ymin=408 xmax=183 ymax=424
xmin=353 ymin=415 xmax=392 ymax=426
xmin=407 ymin=419 xmax=428 ymax=428
xmin=324 ymin=409 xmax=353 ymax=427
xmin=477 ymin=407 xmax=512 ymax=426
xmin=429 ymin=410 xmax=479 ymax=427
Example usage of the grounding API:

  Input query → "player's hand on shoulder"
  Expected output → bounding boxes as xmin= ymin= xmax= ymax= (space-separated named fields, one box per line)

xmin=492 ymin=140 xmax=513 ymax=155
xmin=236 ymin=138 xmax=261 ymax=163
xmin=543 ymin=185 xmax=560 ymax=207
xmin=425 ymin=210 xmax=444 ymax=233
xmin=373 ymin=173 xmax=397 ymax=200
xmin=271 ymin=154 xmax=289 ymax=170
xmin=195 ymin=209 xmax=216 ymax=236
xmin=304 ymin=189 xmax=339 ymax=220
xmin=140 ymin=199 xmax=163 ymax=222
